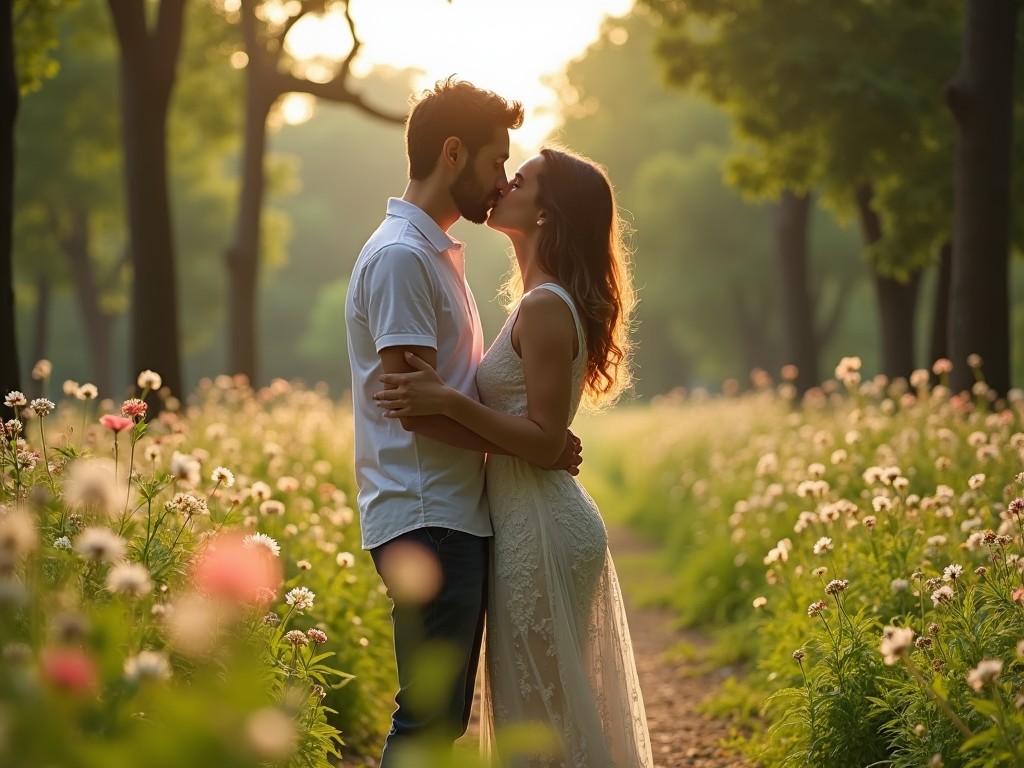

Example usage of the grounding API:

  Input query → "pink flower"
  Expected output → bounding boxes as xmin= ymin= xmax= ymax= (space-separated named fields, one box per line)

xmin=40 ymin=647 xmax=98 ymax=694
xmin=191 ymin=531 xmax=283 ymax=605
xmin=99 ymin=414 xmax=133 ymax=432
xmin=120 ymin=398 xmax=148 ymax=419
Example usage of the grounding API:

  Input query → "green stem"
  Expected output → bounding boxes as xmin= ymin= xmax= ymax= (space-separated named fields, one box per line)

xmin=123 ymin=434 xmax=138 ymax=516
xmin=38 ymin=417 xmax=54 ymax=489
xmin=112 ymin=433 xmax=120 ymax=486
xmin=902 ymin=656 xmax=972 ymax=739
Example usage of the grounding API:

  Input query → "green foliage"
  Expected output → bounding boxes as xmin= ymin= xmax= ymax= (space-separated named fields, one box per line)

xmin=642 ymin=0 xmax=971 ymax=278
xmin=12 ymin=0 xmax=73 ymax=94
xmin=554 ymin=9 xmax=867 ymax=393
xmin=580 ymin=362 xmax=1024 ymax=765
xmin=0 ymin=373 xmax=398 ymax=764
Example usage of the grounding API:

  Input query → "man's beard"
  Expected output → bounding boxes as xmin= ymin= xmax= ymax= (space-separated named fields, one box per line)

xmin=450 ymin=162 xmax=497 ymax=224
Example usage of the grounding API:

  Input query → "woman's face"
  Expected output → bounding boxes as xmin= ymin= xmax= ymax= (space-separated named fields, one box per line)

xmin=486 ymin=154 xmax=545 ymax=235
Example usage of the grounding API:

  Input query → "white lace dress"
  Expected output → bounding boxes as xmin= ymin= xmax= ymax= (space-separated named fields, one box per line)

xmin=477 ymin=283 xmax=652 ymax=768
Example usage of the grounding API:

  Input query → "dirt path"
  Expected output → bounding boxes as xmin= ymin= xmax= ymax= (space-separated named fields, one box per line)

xmin=607 ymin=524 xmax=749 ymax=768
xmin=344 ymin=525 xmax=750 ymax=767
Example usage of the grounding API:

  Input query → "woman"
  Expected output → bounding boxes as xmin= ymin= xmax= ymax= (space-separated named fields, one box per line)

xmin=374 ymin=147 xmax=652 ymax=767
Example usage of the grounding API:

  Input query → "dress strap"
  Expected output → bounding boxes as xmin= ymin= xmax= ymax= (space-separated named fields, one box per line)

xmin=534 ymin=283 xmax=585 ymax=362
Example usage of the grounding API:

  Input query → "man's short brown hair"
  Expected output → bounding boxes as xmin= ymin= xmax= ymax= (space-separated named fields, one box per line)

xmin=406 ymin=77 xmax=523 ymax=180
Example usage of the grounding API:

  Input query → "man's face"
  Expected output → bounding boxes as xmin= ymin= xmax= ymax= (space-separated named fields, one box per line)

xmin=450 ymin=129 xmax=511 ymax=224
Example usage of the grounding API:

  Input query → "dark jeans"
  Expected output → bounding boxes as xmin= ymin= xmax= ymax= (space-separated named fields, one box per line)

xmin=370 ymin=527 xmax=489 ymax=767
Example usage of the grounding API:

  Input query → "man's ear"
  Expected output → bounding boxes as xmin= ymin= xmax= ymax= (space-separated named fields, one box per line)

xmin=441 ymin=137 xmax=464 ymax=169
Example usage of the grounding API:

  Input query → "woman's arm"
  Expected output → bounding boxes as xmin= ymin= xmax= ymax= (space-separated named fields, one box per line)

xmin=378 ymin=344 xmax=511 ymax=454
xmin=375 ymin=290 xmax=577 ymax=468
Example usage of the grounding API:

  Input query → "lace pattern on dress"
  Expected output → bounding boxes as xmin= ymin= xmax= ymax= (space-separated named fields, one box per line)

xmin=477 ymin=284 xmax=652 ymax=768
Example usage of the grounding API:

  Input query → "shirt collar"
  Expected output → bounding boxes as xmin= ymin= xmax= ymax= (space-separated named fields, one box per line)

xmin=386 ymin=198 xmax=459 ymax=253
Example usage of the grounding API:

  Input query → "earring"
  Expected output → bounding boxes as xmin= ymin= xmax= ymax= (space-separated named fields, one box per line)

xmin=536 ymin=219 xmax=544 ymax=227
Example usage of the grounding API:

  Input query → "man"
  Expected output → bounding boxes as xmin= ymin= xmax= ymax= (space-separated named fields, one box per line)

xmin=344 ymin=78 xmax=582 ymax=766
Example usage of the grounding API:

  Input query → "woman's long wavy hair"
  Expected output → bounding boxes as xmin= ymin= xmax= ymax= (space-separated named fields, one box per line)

xmin=501 ymin=147 xmax=636 ymax=409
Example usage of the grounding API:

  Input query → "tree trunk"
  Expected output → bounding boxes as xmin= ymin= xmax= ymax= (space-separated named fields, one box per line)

xmin=773 ymin=189 xmax=818 ymax=395
xmin=0 ymin=2 xmax=19 ymax=395
xmin=63 ymin=210 xmax=115 ymax=396
xmin=855 ymin=183 xmax=921 ymax=381
xmin=108 ymin=0 xmax=185 ymax=398
xmin=929 ymin=240 xmax=952 ymax=372
xmin=945 ymin=0 xmax=1018 ymax=396
xmin=226 ymin=75 xmax=274 ymax=383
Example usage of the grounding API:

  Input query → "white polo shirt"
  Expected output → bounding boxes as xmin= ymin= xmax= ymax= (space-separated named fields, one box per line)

xmin=345 ymin=198 xmax=492 ymax=550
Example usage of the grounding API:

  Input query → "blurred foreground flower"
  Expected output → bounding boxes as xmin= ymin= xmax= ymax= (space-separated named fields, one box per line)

xmin=192 ymin=531 xmax=282 ymax=605
xmin=967 ymin=659 xmax=1003 ymax=691
xmin=377 ymin=539 xmax=443 ymax=604
xmin=40 ymin=647 xmax=98 ymax=694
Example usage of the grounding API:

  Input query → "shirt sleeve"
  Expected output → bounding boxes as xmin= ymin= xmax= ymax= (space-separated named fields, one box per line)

xmin=361 ymin=245 xmax=438 ymax=352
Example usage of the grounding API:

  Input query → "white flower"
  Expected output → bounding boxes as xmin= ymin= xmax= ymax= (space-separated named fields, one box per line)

xmin=64 ymin=458 xmax=121 ymax=514
xmin=29 ymin=398 xmax=54 ymax=417
xmin=890 ymin=578 xmax=909 ymax=593
xmin=74 ymin=527 xmax=127 ymax=563
xmin=752 ymin=596 xmax=768 ymax=609
xmin=105 ymin=562 xmax=153 ymax=597
xmin=336 ymin=551 xmax=355 ymax=568
xmin=259 ymin=500 xmax=285 ymax=516
xmin=211 ymin=466 xmax=234 ymax=488
xmin=835 ymin=356 xmax=862 ymax=381
xmin=967 ymin=659 xmax=1003 ymax=691
xmin=930 ymin=585 xmax=955 ymax=606
xmin=0 ymin=510 xmax=38 ymax=556
xmin=170 ymin=451 xmax=201 ymax=486
xmin=53 ymin=536 xmax=72 ymax=550
xmin=285 ymin=586 xmax=315 ymax=613
xmin=31 ymin=360 xmax=52 ymax=380
xmin=124 ymin=650 xmax=172 ymax=682
xmin=910 ymin=369 xmax=930 ymax=388
xmin=880 ymin=625 xmax=915 ymax=665
xmin=872 ymin=495 xmax=893 ymax=513
xmin=4 ymin=391 xmax=26 ymax=408
xmin=276 ymin=476 xmax=300 ymax=493
xmin=812 ymin=537 xmax=834 ymax=555
xmin=250 ymin=481 xmax=272 ymax=501
xmin=166 ymin=492 xmax=209 ymax=518
xmin=137 ymin=370 xmax=162 ymax=391
xmin=755 ymin=453 xmax=778 ymax=477
xmin=968 ymin=474 xmax=985 ymax=490
xmin=243 ymin=532 xmax=281 ymax=557
xmin=75 ymin=383 xmax=98 ymax=401
xmin=246 ymin=708 xmax=296 ymax=761
xmin=942 ymin=564 xmax=963 ymax=582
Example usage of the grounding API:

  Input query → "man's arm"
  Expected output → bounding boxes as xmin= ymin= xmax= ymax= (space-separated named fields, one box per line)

xmin=378 ymin=345 xmax=581 ymax=473
xmin=379 ymin=345 xmax=508 ymax=453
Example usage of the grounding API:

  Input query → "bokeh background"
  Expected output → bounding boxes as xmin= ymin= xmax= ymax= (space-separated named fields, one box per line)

xmin=9 ymin=0 xmax=1022 ymax=401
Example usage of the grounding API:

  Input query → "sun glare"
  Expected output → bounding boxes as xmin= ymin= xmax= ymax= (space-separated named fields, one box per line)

xmin=282 ymin=0 xmax=635 ymax=151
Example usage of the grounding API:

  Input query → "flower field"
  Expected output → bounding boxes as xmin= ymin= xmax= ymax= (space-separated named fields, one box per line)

xmin=4 ymin=356 xmax=1024 ymax=767
xmin=1 ymin=369 xmax=396 ymax=767
xmin=579 ymin=359 xmax=1024 ymax=767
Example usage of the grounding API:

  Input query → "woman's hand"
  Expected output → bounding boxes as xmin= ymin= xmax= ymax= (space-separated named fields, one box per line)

xmin=374 ymin=351 xmax=452 ymax=417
